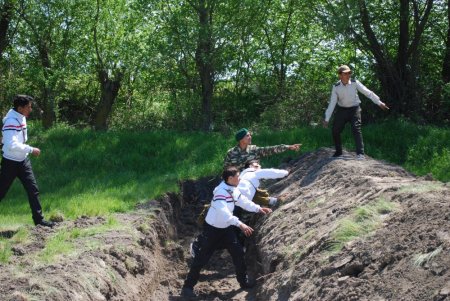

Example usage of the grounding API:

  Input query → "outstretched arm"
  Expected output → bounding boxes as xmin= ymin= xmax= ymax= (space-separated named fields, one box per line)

xmin=378 ymin=102 xmax=389 ymax=110
xmin=288 ymin=144 xmax=301 ymax=151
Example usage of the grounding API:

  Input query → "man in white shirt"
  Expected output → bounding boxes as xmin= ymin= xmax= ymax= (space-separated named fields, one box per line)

xmin=238 ymin=160 xmax=288 ymax=207
xmin=181 ymin=167 xmax=272 ymax=298
xmin=0 ymin=95 xmax=55 ymax=227
xmin=323 ymin=65 xmax=389 ymax=159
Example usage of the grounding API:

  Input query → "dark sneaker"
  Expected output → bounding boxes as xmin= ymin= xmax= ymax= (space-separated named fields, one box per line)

xmin=240 ymin=279 xmax=256 ymax=289
xmin=180 ymin=287 xmax=197 ymax=299
xmin=34 ymin=220 xmax=55 ymax=228
xmin=332 ymin=151 xmax=342 ymax=158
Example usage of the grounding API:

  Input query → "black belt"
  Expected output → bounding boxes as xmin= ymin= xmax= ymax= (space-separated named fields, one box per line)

xmin=337 ymin=105 xmax=359 ymax=110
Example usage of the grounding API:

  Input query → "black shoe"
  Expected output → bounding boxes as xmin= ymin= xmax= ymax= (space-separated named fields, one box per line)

xmin=332 ymin=151 xmax=342 ymax=158
xmin=180 ymin=287 xmax=197 ymax=298
xmin=240 ymin=279 xmax=256 ymax=289
xmin=34 ymin=219 xmax=55 ymax=228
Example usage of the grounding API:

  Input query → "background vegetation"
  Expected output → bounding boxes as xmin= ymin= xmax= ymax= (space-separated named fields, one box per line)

xmin=0 ymin=0 xmax=449 ymax=131
xmin=0 ymin=0 xmax=449 ymax=226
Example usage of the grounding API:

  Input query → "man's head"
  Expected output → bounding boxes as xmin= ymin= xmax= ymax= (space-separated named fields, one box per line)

xmin=222 ymin=166 xmax=240 ymax=186
xmin=13 ymin=95 xmax=34 ymax=118
xmin=337 ymin=65 xmax=352 ymax=84
xmin=244 ymin=160 xmax=261 ymax=170
xmin=235 ymin=128 xmax=252 ymax=148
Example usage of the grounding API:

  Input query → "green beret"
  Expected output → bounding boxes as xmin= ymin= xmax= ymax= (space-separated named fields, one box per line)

xmin=235 ymin=128 xmax=249 ymax=141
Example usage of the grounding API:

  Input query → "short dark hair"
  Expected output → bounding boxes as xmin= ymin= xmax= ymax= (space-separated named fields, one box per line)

xmin=244 ymin=160 xmax=260 ymax=169
xmin=222 ymin=166 xmax=239 ymax=183
xmin=13 ymin=95 xmax=33 ymax=110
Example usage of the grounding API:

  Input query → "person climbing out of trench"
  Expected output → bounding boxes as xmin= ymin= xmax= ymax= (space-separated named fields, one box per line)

xmin=180 ymin=166 xmax=272 ymax=299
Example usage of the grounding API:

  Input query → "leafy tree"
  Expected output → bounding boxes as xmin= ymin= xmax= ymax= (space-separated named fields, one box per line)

xmin=14 ymin=0 xmax=81 ymax=128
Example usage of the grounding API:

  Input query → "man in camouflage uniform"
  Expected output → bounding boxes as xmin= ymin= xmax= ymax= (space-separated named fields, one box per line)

xmin=190 ymin=128 xmax=300 ymax=258
xmin=224 ymin=128 xmax=301 ymax=171
xmin=224 ymin=128 xmax=300 ymax=206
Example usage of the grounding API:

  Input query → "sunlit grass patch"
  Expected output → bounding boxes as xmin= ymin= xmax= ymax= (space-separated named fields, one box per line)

xmin=307 ymin=197 xmax=327 ymax=209
xmin=0 ymin=239 xmax=13 ymax=263
xmin=38 ymin=229 xmax=76 ymax=263
xmin=327 ymin=199 xmax=397 ymax=253
xmin=398 ymin=182 xmax=444 ymax=194
xmin=0 ymin=227 xmax=31 ymax=264
xmin=37 ymin=216 xmax=125 ymax=263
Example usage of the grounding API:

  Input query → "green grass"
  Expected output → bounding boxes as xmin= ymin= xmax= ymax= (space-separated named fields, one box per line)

xmin=328 ymin=199 xmax=397 ymax=253
xmin=398 ymin=182 xmax=445 ymax=194
xmin=0 ymin=227 xmax=30 ymax=263
xmin=307 ymin=197 xmax=327 ymax=209
xmin=37 ymin=216 xmax=124 ymax=264
xmin=0 ymin=240 xmax=13 ymax=263
xmin=0 ymin=120 xmax=448 ymax=229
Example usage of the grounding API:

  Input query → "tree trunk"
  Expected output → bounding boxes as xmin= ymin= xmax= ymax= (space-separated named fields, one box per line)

xmin=38 ymin=42 xmax=56 ymax=129
xmin=92 ymin=69 xmax=123 ymax=130
xmin=0 ymin=0 xmax=13 ymax=58
xmin=194 ymin=0 xmax=214 ymax=131
xmin=0 ymin=1 xmax=12 ymax=58
xmin=356 ymin=0 xmax=433 ymax=117
xmin=443 ymin=0 xmax=450 ymax=84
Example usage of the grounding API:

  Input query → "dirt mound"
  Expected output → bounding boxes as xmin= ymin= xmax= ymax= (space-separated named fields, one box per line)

xmin=0 ymin=195 xmax=181 ymax=301
xmin=250 ymin=148 xmax=450 ymax=301
xmin=1 ymin=148 xmax=448 ymax=301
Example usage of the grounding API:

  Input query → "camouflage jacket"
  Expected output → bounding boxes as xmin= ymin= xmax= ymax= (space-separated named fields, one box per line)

xmin=223 ymin=144 xmax=289 ymax=170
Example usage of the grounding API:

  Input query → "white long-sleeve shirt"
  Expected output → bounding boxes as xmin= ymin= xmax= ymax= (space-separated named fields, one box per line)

xmin=2 ymin=109 xmax=33 ymax=161
xmin=238 ymin=167 xmax=288 ymax=201
xmin=324 ymin=79 xmax=384 ymax=122
xmin=205 ymin=181 xmax=261 ymax=229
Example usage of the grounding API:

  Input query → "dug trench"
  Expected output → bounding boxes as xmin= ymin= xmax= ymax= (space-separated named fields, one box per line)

xmin=1 ymin=147 xmax=449 ymax=301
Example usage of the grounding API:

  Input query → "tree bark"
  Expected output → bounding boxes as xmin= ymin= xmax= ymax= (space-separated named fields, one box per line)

xmin=443 ymin=0 xmax=450 ymax=84
xmin=38 ymin=41 xmax=56 ymax=128
xmin=192 ymin=0 xmax=215 ymax=131
xmin=0 ymin=0 xmax=13 ymax=58
xmin=264 ymin=0 xmax=295 ymax=101
xmin=92 ymin=69 xmax=123 ymax=130
xmin=91 ymin=0 xmax=123 ymax=130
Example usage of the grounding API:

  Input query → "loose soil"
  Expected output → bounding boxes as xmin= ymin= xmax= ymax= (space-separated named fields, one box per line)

xmin=0 ymin=147 xmax=449 ymax=301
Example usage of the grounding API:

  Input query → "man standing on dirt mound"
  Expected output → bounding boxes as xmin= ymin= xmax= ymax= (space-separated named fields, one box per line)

xmin=0 ymin=95 xmax=55 ymax=227
xmin=181 ymin=167 xmax=272 ymax=299
xmin=323 ymin=65 xmax=389 ymax=159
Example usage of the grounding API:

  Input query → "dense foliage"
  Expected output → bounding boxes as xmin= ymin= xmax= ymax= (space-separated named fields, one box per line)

xmin=0 ymin=0 xmax=449 ymax=131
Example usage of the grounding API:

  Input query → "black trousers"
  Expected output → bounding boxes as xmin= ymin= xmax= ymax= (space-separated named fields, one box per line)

xmin=184 ymin=222 xmax=247 ymax=289
xmin=0 ymin=157 xmax=44 ymax=223
xmin=332 ymin=105 xmax=364 ymax=155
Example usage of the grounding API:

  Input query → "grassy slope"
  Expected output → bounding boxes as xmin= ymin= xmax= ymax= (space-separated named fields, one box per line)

xmin=0 ymin=120 xmax=448 ymax=227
